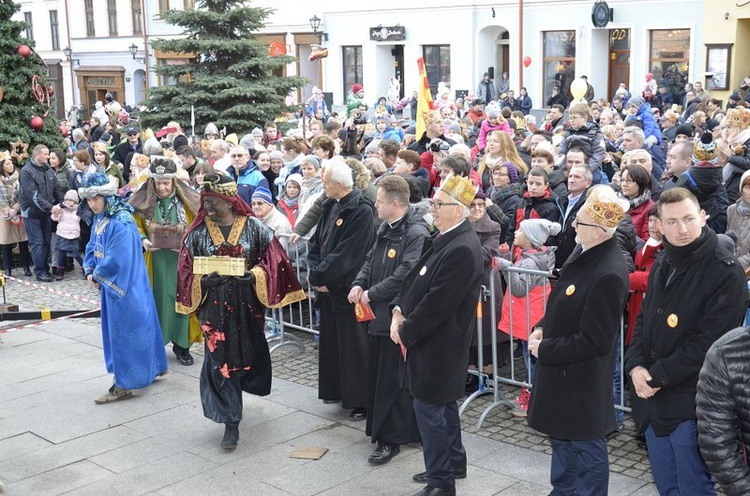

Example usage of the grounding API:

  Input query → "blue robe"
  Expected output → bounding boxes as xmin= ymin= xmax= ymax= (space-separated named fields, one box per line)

xmin=83 ymin=210 xmax=168 ymax=389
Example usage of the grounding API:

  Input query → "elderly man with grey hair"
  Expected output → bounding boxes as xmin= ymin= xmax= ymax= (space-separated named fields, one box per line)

xmin=621 ymin=126 xmax=665 ymax=184
xmin=307 ymin=157 xmax=376 ymax=421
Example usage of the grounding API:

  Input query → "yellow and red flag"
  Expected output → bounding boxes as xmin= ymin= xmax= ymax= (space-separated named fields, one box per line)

xmin=416 ymin=58 xmax=435 ymax=139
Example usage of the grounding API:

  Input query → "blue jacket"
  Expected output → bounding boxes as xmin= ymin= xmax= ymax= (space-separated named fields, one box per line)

xmin=632 ymin=105 xmax=663 ymax=145
xmin=227 ymin=161 xmax=269 ymax=206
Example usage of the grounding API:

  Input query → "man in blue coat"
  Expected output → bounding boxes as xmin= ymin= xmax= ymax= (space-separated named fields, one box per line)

xmin=226 ymin=145 xmax=268 ymax=206
xmin=391 ymin=175 xmax=483 ymax=496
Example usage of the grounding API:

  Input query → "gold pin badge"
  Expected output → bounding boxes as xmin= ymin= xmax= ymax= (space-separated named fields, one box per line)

xmin=667 ymin=314 xmax=679 ymax=328
xmin=419 ymin=266 xmax=427 ymax=276
xmin=387 ymin=249 xmax=396 ymax=259
xmin=565 ymin=284 xmax=576 ymax=296
xmin=335 ymin=218 xmax=343 ymax=226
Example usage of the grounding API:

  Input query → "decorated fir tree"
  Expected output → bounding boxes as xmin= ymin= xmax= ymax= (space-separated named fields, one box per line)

xmin=139 ymin=0 xmax=306 ymax=136
xmin=0 ymin=0 xmax=63 ymax=156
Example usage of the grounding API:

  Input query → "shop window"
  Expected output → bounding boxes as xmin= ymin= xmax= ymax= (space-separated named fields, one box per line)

xmin=649 ymin=29 xmax=690 ymax=106
xmin=342 ymin=46 xmax=363 ymax=102
xmin=423 ymin=45 xmax=450 ymax=96
xmin=542 ymin=30 xmax=576 ymax=105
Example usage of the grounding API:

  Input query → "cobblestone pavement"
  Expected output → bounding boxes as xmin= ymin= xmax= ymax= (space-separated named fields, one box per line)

xmin=0 ymin=273 xmax=654 ymax=486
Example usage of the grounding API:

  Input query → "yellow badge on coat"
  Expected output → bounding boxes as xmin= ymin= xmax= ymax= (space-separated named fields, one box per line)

xmin=387 ymin=249 xmax=397 ymax=259
xmin=419 ymin=266 xmax=427 ymax=276
xmin=565 ymin=284 xmax=576 ymax=296
xmin=667 ymin=314 xmax=679 ymax=328
xmin=335 ymin=218 xmax=343 ymax=226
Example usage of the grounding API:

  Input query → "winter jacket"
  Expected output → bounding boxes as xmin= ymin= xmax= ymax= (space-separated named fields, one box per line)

xmin=553 ymin=193 xmax=586 ymax=269
xmin=51 ymin=206 xmax=81 ymax=240
xmin=527 ymin=236 xmax=629 ymax=440
xmin=276 ymin=199 xmax=299 ymax=228
xmin=557 ymin=122 xmax=606 ymax=174
xmin=19 ymin=159 xmax=63 ymax=219
xmin=477 ymin=119 xmax=513 ymax=150
xmin=507 ymin=189 xmax=561 ymax=245
xmin=476 ymin=80 xmax=497 ymax=104
xmin=307 ymin=188 xmax=376 ymax=312
xmin=726 ymin=200 xmax=750 ymax=272
xmin=487 ymin=182 xmax=525 ymax=242
xmin=513 ymin=95 xmax=533 ymax=115
xmin=630 ymin=104 xmax=662 ymax=145
xmin=725 ymin=137 xmax=750 ymax=204
xmin=626 ymin=240 xmax=663 ymax=344
xmin=696 ymin=326 xmax=750 ymax=496
xmin=627 ymin=198 xmax=655 ymax=243
xmin=625 ymin=228 xmax=748 ymax=436
xmin=471 ymin=212 xmax=503 ymax=346
xmin=352 ymin=206 xmax=429 ymax=336
xmin=228 ymin=161 xmax=269 ymax=206
xmin=54 ymin=161 xmax=73 ymax=193
xmin=498 ymin=247 xmax=556 ymax=341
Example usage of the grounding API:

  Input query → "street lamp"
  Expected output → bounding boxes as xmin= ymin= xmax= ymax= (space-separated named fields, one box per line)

xmin=62 ymin=46 xmax=79 ymax=66
xmin=309 ymin=15 xmax=328 ymax=43
xmin=129 ymin=43 xmax=145 ymax=63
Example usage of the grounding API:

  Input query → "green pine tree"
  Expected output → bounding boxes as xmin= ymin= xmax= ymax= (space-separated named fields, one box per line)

xmin=139 ymin=0 xmax=307 ymax=136
xmin=0 ymin=0 xmax=64 ymax=155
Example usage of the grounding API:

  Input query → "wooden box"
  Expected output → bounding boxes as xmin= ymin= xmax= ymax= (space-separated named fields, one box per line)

xmin=193 ymin=256 xmax=246 ymax=276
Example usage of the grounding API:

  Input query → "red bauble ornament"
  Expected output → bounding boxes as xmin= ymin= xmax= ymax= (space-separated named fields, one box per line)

xmin=59 ymin=124 xmax=68 ymax=137
xmin=523 ymin=56 xmax=532 ymax=68
xmin=30 ymin=116 xmax=44 ymax=131
xmin=17 ymin=45 xmax=31 ymax=58
xmin=47 ymin=85 xmax=54 ymax=97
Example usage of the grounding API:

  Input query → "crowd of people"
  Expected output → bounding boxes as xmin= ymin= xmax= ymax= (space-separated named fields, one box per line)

xmin=2 ymin=71 xmax=750 ymax=495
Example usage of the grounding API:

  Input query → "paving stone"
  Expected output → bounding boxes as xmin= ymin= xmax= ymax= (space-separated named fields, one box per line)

xmin=5 ymin=459 xmax=113 ymax=496
xmin=0 ymin=431 xmax=53 ymax=463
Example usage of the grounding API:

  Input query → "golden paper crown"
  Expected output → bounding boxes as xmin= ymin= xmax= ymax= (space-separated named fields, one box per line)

xmin=439 ymin=175 xmax=477 ymax=207
xmin=203 ymin=176 xmax=238 ymax=196
xmin=582 ymin=198 xmax=626 ymax=228
xmin=726 ymin=108 xmax=750 ymax=129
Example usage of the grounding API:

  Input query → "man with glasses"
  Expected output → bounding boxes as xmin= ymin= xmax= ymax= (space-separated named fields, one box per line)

xmin=226 ymin=145 xmax=268 ymax=206
xmin=625 ymin=187 xmax=747 ymax=495
xmin=390 ymin=175 xmax=483 ymax=496
xmin=113 ymin=126 xmax=142 ymax=182
xmin=527 ymin=185 xmax=630 ymax=496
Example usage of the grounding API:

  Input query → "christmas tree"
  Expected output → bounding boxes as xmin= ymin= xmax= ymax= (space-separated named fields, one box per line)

xmin=139 ymin=0 xmax=307 ymax=136
xmin=0 ymin=0 xmax=64 ymax=156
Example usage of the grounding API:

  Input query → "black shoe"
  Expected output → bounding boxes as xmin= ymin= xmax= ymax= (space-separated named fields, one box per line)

xmin=465 ymin=374 xmax=479 ymax=395
xmin=349 ymin=407 xmax=366 ymax=421
xmin=23 ymin=267 xmax=31 ymax=277
xmin=368 ymin=443 xmax=400 ymax=465
xmin=65 ymin=259 xmax=74 ymax=272
xmin=221 ymin=423 xmax=239 ymax=449
xmin=412 ymin=468 xmax=467 ymax=483
xmin=36 ymin=273 xmax=53 ymax=282
xmin=412 ymin=486 xmax=456 ymax=496
xmin=173 ymin=347 xmax=194 ymax=366
xmin=54 ymin=267 xmax=64 ymax=281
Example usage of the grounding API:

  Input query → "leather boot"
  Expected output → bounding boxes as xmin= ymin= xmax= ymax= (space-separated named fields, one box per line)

xmin=54 ymin=267 xmax=64 ymax=281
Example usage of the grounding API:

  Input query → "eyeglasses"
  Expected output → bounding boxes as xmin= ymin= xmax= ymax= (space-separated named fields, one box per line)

xmin=572 ymin=217 xmax=606 ymax=231
xmin=492 ymin=171 xmax=509 ymax=177
xmin=622 ymin=177 xmax=636 ymax=184
xmin=427 ymin=199 xmax=460 ymax=209
xmin=250 ymin=201 xmax=267 ymax=206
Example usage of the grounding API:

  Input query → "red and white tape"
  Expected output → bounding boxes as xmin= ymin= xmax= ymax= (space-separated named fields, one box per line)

xmin=0 ymin=309 xmax=99 ymax=334
xmin=3 ymin=275 xmax=100 ymax=306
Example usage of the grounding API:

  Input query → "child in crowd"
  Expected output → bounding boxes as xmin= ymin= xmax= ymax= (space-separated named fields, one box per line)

xmin=497 ymin=218 xmax=560 ymax=417
xmin=477 ymin=107 xmax=512 ymax=152
xmin=50 ymin=190 xmax=83 ymax=280
xmin=556 ymin=102 xmax=608 ymax=184
xmin=373 ymin=116 xmax=402 ymax=143
xmin=506 ymin=167 xmax=561 ymax=245
xmin=278 ymin=173 xmax=302 ymax=228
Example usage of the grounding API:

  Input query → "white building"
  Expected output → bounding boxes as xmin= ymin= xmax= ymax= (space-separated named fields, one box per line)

xmin=256 ymin=0 xmax=705 ymax=111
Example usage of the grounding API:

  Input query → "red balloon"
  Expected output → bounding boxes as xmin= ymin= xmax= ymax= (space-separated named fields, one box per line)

xmin=523 ymin=56 xmax=532 ymax=68
xmin=30 ymin=116 xmax=44 ymax=131
xmin=17 ymin=45 xmax=31 ymax=58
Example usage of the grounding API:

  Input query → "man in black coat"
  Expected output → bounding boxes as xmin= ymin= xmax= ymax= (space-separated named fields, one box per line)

xmin=554 ymin=162 xmax=592 ymax=269
xmin=527 ymin=185 xmax=630 ymax=495
xmin=307 ymin=158 xmax=376 ymax=420
xmin=697 ymin=326 xmax=750 ymax=496
xmin=390 ymin=175 xmax=483 ymax=496
xmin=112 ymin=126 xmax=142 ymax=182
xmin=625 ymin=187 xmax=747 ymax=495
xmin=349 ymin=176 xmax=428 ymax=466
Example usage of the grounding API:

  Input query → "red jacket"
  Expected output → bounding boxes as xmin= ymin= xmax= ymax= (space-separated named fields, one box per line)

xmin=276 ymin=201 xmax=299 ymax=228
xmin=629 ymin=199 xmax=654 ymax=243
xmin=626 ymin=240 xmax=663 ymax=344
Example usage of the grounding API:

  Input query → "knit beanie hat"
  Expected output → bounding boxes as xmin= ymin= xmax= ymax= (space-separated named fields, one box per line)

xmin=285 ymin=173 xmax=303 ymax=188
xmin=251 ymin=186 xmax=273 ymax=205
xmin=269 ymin=150 xmax=284 ymax=162
xmin=64 ymin=189 xmax=79 ymax=203
xmin=487 ymin=107 xmax=501 ymax=119
xmin=352 ymin=83 xmax=364 ymax=95
xmin=499 ymin=161 xmax=519 ymax=184
xmin=627 ymin=95 xmax=646 ymax=110
xmin=692 ymin=132 xmax=717 ymax=165
xmin=251 ymin=127 xmax=264 ymax=137
xmin=740 ymin=170 xmax=750 ymax=193
xmin=301 ymin=154 xmax=321 ymax=170
xmin=674 ymin=123 xmax=695 ymax=139
xmin=474 ymin=188 xmax=486 ymax=201
xmin=520 ymin=219 xmax=562 ymax=247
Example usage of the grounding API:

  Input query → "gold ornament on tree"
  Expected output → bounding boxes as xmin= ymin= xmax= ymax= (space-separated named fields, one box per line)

xmin=9 ymin=140 xmax=29 ymax=163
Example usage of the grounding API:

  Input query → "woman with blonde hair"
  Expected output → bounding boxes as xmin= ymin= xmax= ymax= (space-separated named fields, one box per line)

xmin=92 ymin=142 xmax=124 ymax=188
xmin=476 ymin=130 xmax=528 ymax=190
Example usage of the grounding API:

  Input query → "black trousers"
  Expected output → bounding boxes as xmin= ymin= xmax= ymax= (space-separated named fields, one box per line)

xmin=318 ymin=298 xmax=369 ymax=409
xmin=366 ymin=334 xmax=420 ymax=445
xmin=413 ymin=398 xmax=466 ymax=489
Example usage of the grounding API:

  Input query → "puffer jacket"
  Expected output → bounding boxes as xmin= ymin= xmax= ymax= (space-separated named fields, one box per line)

xmin=697 ymin=326 xmax=750 ymax=496
xmin=726 ymin=200 xmax=750 ymax=271
xmin=487 ymin=182 xmax=525 ymax=242
xmin=677 ymin=164 xmax=725 ymax=233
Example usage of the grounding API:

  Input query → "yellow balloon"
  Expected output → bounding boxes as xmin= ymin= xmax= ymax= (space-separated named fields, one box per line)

xmin=570 ymin=78 xmax=588 ymax=101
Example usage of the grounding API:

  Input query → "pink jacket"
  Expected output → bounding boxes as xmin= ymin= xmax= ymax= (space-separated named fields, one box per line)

xmin=477 ymin=119 xmax=513 ymax=150
xmin=51 ymin=207 xmax=81 ymax=240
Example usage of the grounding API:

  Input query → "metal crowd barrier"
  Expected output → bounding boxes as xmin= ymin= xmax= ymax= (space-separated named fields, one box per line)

xmin=264 ymin=233 xmax=319 ymax=354
xmin=460 ymin=260 xmax=630 ymax=429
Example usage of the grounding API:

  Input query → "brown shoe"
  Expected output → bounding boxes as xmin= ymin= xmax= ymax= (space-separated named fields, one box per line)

xmin=94 ymin=385 xmax=133 ymax=404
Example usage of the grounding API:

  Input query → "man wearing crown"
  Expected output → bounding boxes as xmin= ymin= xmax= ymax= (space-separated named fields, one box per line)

xmin=719 ymin=107 xmax=750 ymax=203
xmin=526 ymin=185 xmax=630 ymax=495
xmin=625 ymin=187 xmax=747 ymax=494
xmin=390 ymin=175 xmax=483 ymax=496
xmin=176 ymin=173 xmax=305 ymax=450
